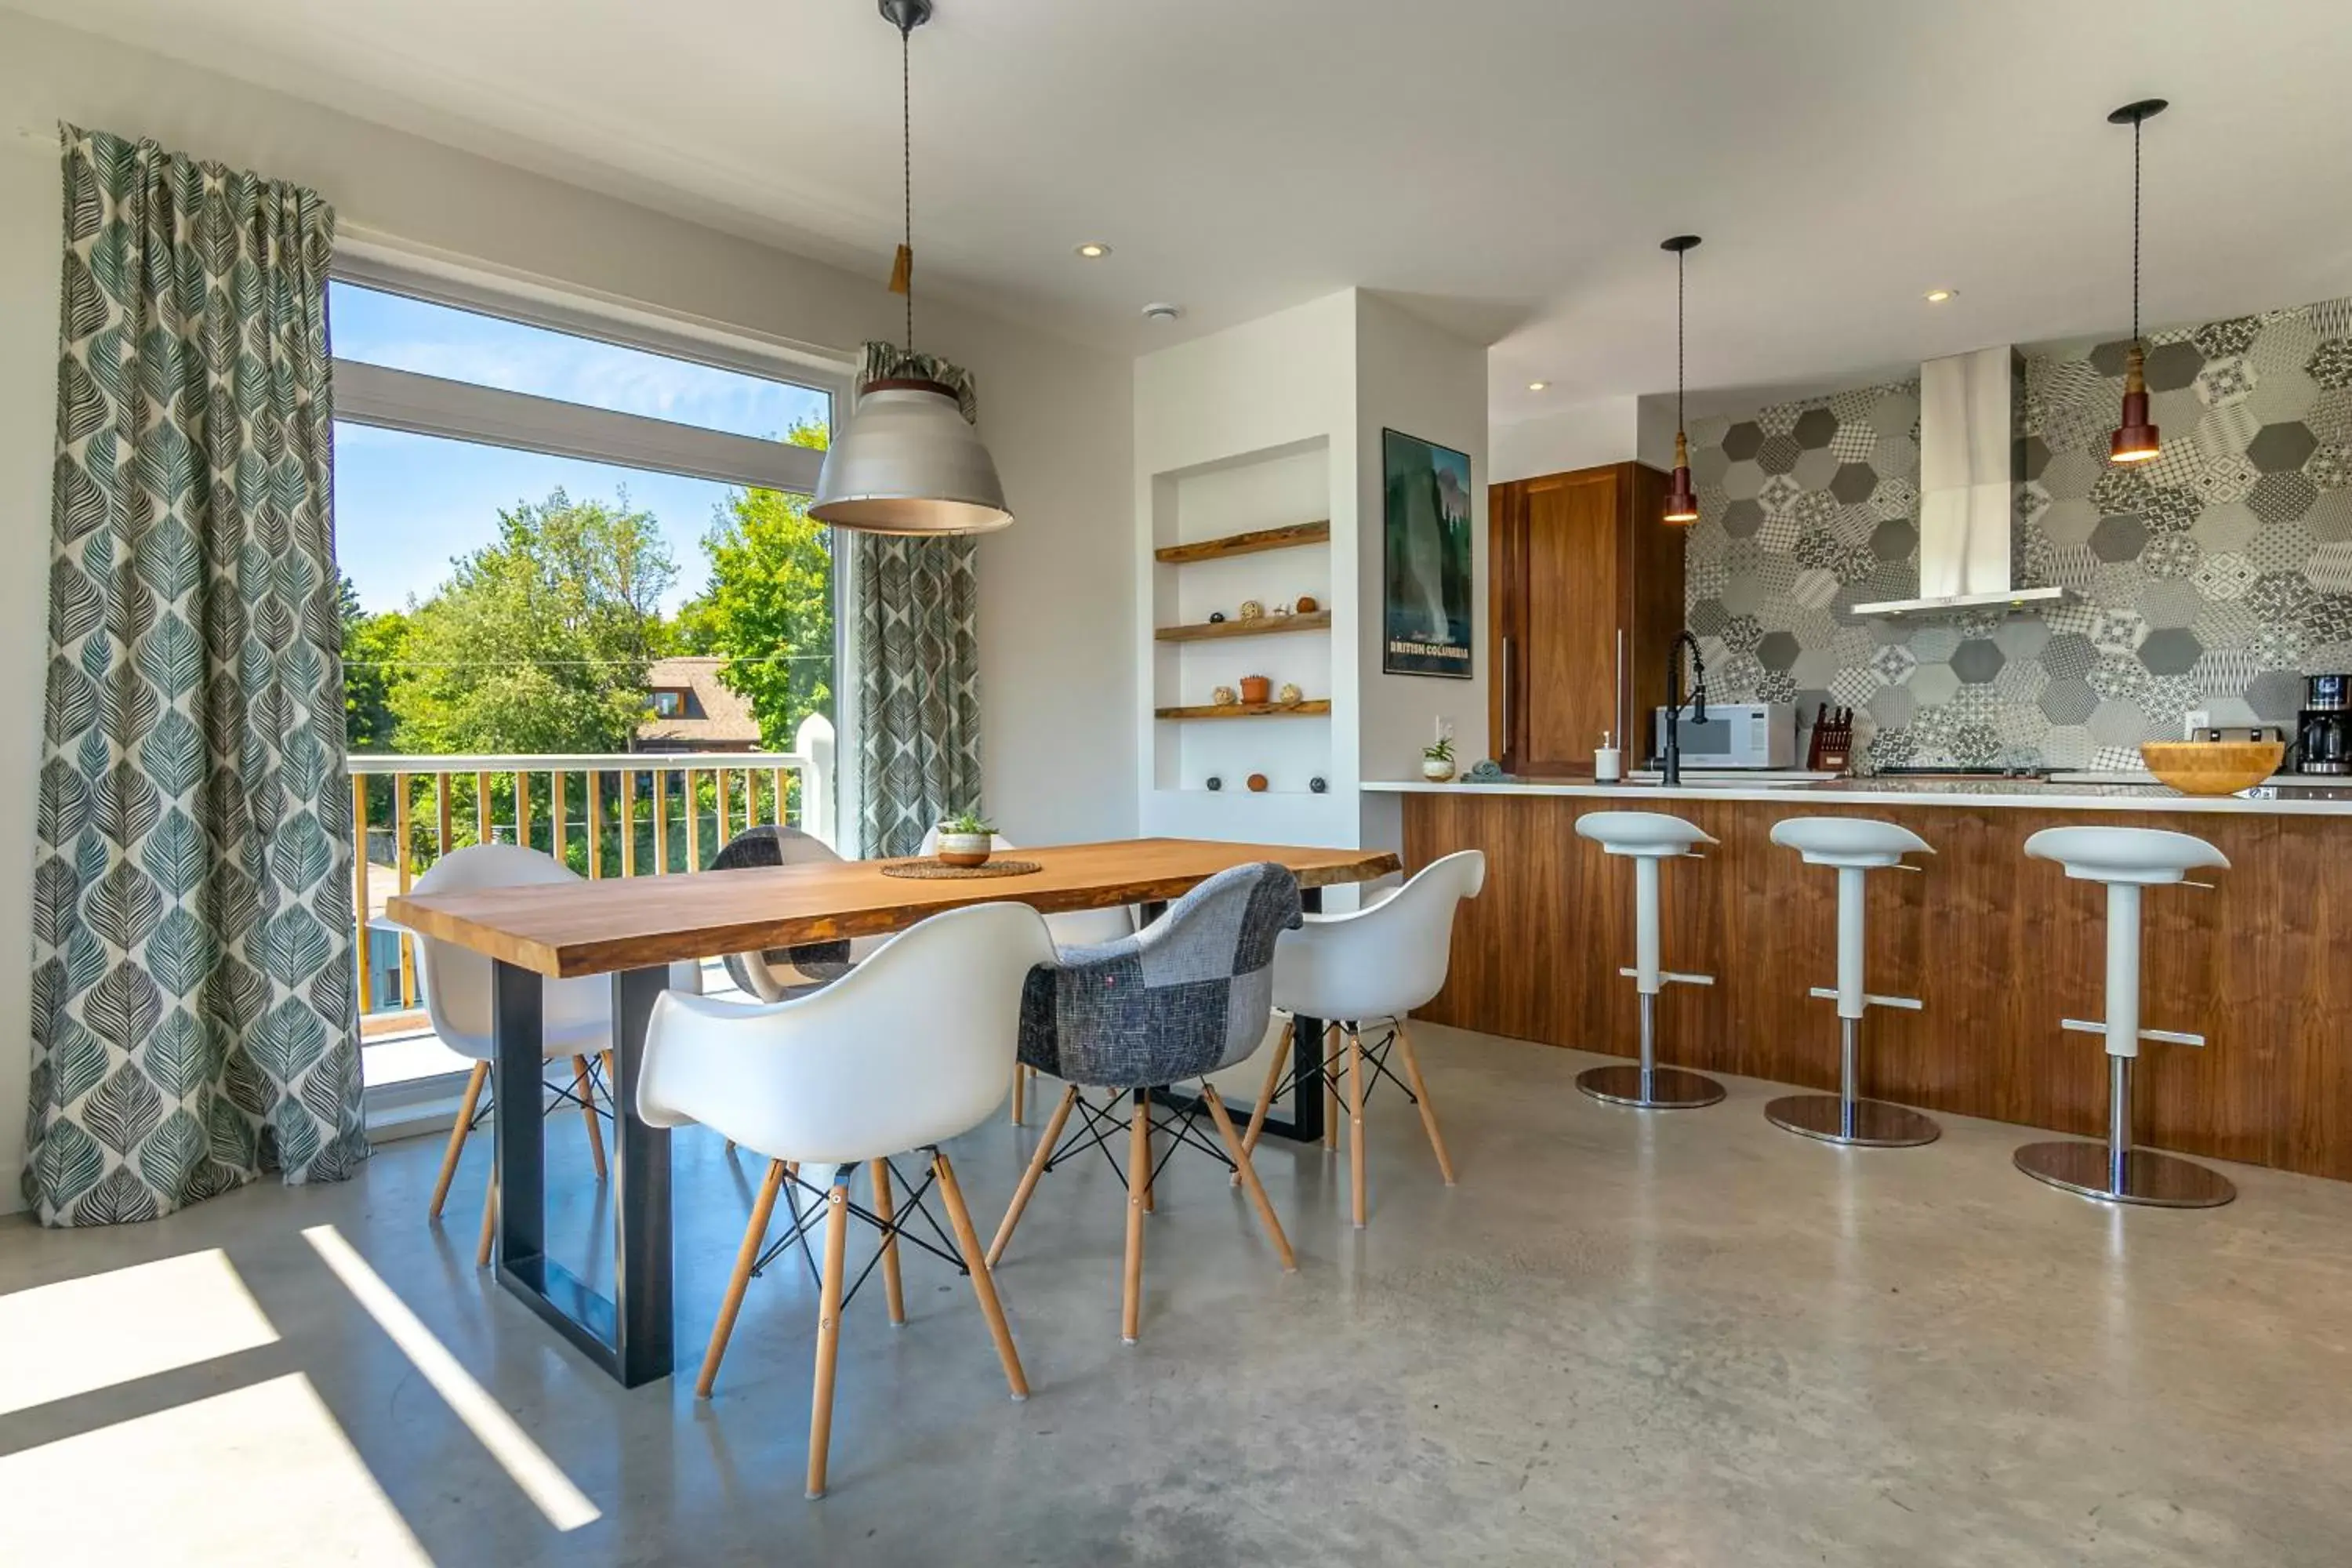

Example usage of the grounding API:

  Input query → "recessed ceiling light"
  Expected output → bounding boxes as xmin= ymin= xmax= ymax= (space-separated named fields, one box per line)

xmin=1923 ymin=288 xmax=1957 ymax=303
xmin=1074 ymin=242 xmax=1112 ymax=259
xmin=1142 ymin=302 xmax=1181 ymax=322
xmin=1527 ymin=380 xmax=1549 ymax=392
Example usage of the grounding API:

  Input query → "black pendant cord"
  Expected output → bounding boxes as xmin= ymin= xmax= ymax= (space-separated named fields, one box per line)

xmin=1676 ymin=246 xmax=1686 ymax=434
xmin=901 ymin=20 xmax=914 ymax=356
xmin=2130 ymin=114 xmax=2142 ymax=349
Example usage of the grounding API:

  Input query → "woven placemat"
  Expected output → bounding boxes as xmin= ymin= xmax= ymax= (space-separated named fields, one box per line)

xmin=878 ymin=857 xmax=1044 ymax=880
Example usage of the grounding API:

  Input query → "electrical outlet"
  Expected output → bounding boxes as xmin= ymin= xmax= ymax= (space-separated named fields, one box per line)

xmin=2183 ymin=709 xmax=2211 ymax=739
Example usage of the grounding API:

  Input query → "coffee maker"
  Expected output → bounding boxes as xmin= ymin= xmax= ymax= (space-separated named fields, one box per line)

xmin=2296 ymin=673 xmax=2350 ymax=775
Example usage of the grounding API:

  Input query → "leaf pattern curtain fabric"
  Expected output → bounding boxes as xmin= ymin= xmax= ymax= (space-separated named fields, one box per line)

xmin=851 ymin=336 xmax=985 ymax=858
xmin=24 ymin=125 xmax=364 ymax=1225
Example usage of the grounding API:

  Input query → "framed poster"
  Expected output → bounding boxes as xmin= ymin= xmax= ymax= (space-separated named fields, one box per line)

xmin=1380 ymin=427 xmax=1474 ymax=678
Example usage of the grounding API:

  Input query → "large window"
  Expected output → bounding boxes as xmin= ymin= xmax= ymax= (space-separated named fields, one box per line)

xmin=331 ymin=272 xmax=847 ymax=1090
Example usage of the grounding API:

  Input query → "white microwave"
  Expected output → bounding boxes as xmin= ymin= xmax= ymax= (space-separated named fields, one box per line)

xmin=1651 ymin=702 xmax=1796 ymax=769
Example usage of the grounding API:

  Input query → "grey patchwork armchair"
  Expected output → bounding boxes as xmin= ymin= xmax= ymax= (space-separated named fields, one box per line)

xmin=986 ymin=861 xmax=1302 ymax=1342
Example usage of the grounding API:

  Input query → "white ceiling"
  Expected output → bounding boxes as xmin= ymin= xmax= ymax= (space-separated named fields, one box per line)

xmin=16 ymin=0 xmax=2352 ymax=422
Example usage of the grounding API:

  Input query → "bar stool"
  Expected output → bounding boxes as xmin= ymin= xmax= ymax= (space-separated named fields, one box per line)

xmin=2013 ymin=826 xmax=2235 ymax=1208
xmin=1573 ymin=811 xmax=1723 ymax=1109
xmin=1762 ymin=818 xmax=1940 ymax=1147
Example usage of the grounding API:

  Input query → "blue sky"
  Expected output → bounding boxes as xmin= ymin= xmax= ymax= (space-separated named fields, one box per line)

xmin=328 ymin=282 xmax=830 ymax=615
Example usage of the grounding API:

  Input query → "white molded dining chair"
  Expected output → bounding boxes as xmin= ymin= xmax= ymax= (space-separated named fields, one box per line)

xmin=398 ymin=844 xmax=702 ymax=1265
xmin=637 ymin=901 xmax=1056 ymax=1499
xmin=1246 ymin=850 xmax=1486 ymax=1226
xmin=916 ymin=826 xmax=1134 ymax=1122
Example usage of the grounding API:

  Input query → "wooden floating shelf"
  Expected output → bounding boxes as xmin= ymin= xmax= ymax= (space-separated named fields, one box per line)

xmin=1154 ymin=609 xmax=1331 ymax=643
xmin=1154 ymin=699 xmax=1333 ymax=720
xmin=1153 ymin=520 xmax=1330 ymax=565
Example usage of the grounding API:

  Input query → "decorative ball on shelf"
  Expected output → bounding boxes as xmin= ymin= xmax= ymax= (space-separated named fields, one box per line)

xmin=1236 ymin=598 xmax=1265 ymax=622
xmin=1207 ymin=775 xmax=1223 ymax=792
xmin=1309 ymin=775 xmax=1328 ymax=793
xmin=1207 ymin=611 xmax=1227 ymax=624
xmin=1276 ymin=681 xmax=1303 ymax=706
xmin=1296 ymin=595 xmax=1319 ymax=614
xmin=1211 ymin=684 xmax=1238 ymax=706
xmin=1247 ymin=773 xmax=1269 ymax=793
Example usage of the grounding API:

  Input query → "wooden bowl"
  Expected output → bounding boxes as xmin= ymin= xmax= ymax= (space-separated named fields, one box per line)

xmin=2139 ymin=739 xmax=2285 ymax=796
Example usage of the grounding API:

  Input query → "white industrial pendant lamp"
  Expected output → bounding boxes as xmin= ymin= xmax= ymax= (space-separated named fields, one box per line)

xmin=811 ymin=0 xmax=1012 ymax=535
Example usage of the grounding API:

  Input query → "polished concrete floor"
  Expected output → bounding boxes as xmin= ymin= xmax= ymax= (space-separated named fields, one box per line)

xmin=4 ymin=1023 xmax=2350 ymax=1566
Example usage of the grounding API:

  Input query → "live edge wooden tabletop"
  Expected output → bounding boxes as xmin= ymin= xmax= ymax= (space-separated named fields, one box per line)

xmin=384 ymin=837 xmax=1401 ymax=980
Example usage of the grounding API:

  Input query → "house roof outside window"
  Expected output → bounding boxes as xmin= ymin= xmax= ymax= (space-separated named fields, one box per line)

xmin=636 ymin=656 xmax=760 ymax=752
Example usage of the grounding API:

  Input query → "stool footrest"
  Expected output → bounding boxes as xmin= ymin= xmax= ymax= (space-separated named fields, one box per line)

xmin=1806 ymin=985 xmax=1922 ymax=1011
xmin=2060 ymin=1018 xmax=2205 ymax=1047
xmin=1619 ymin=967 xmax=1715 ymax=988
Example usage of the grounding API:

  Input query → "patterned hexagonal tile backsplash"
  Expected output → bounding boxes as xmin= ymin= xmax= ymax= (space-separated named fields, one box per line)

xmin=1684 ymin=296 xmax=2352 ymax=771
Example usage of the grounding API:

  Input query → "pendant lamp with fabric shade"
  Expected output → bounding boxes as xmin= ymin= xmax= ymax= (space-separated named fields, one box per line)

xmin=2107 ymin=98 xmax=2167 ymax=466
xmin=1661 ymin=234 xmax=1702 ymax=524
xmin=811 ymin=0 xmax=1012 ymax=535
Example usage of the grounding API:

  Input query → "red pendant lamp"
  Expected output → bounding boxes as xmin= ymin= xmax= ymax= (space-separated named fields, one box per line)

xmin=1661 ymin=234 xmax=1702 ymax=523
xmin=2107 ymin=98 xmax=2167 ymax=466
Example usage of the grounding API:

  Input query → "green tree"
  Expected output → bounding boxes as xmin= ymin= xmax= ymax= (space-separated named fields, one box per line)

xmin=675 ymin=419 xmax=836 ymax=747
xmin=339 ymin=573 xmax=409 ymax=753
xmin=390 ymin=488 xmax=677 ymax=757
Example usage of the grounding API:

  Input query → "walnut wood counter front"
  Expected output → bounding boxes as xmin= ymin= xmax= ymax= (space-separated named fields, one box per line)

xmin=1384 ymin=782 xmax=2351 ymax=1181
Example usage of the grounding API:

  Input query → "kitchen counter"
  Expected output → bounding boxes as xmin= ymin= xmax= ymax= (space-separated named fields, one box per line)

xmin=1394 ymin=782 xmax=2352 ymax=1181
xmin=1364 ymin=775 xmax=2352 ymax=815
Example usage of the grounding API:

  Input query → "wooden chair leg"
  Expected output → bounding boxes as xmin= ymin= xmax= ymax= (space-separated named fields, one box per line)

xmin=934 ymin=1151 xmax=1029 ymax=1400
xmin=1392 ymin=1021 xmax=1456 ymax=1185
xmin=1201 ymin=1090 xmax=1295 ymax=1271
xmin=430 ymin=1061 xmax=488 ymax=1221
xmin=1141 ymin=1098 xmax=1156 ymax=1214
xmin=696 ymin=1160 xmax=786 ymax=1399
xmin=570 ymin=1055 xmax=608 ymax=1181
xmin=476 ymin=1174 xmax=498 ymax=1269
xmin=988 ymin=1086 xmax=1075 ymax=1269
xmin=601 ymin=1049 xmax=615 ymax=1097
xmin=1323 ymin=1023 xmax=1341 ymax=1152
xmin=1122 ymin=1092 xmax=1149 ymax=1343
xmin=1347 ymin=1025 xmax=1367 ymax=1229
xmin=870 ymin=1159 xmax=906 ymax=1327
xmin=806 ymin=1179 xmax=851 ymax=1499
xmin=1010 ymin=1062 xmax=1025 ymax=1125
xmin=1236 ymin=1018 xmax=1294 ymax=1176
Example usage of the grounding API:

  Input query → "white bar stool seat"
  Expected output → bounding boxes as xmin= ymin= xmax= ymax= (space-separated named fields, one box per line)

xmin=1762 ymin=817 xmax=1940 ymax=1148
xmin=2013 ymin=826 xmax=2235 ymax=1208
xmin=1573 ymin=811 xmax=1724 ymax=1109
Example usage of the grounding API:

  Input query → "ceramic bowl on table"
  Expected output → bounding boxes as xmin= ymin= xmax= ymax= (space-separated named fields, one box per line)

xmin=2139 ymin=739 xmax=2285 ymax=797
xmin=933 ymin=831 xmax=994 ymax=867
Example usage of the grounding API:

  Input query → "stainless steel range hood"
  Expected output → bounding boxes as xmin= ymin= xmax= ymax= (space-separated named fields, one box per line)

xmin=1851 ymin=345 xmax=2071 ymax=618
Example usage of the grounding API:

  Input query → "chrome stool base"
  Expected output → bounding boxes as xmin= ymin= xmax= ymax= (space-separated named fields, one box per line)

xmin=2013 ymin=1140 xmax=2235 ymax=1208
xmin=1577 ymin=1064 xmax=1725 ymax=1110
xmin=1765 ymin=1094 xmax=1940 ymax=1148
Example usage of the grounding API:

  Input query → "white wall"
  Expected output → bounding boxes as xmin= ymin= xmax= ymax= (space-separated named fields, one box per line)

xmin=0 ymin=11 xmax=1134 ymax=1212
xmin=1490 ymin=394 xmax=1639 ymax=483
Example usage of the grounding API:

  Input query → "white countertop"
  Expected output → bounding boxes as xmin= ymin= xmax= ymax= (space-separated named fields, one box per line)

xmin=1360 ymin=775 xmax=2352 ymax=815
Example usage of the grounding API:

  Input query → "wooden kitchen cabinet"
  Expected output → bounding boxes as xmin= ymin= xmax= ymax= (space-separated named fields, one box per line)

xmin=1489 ymin=462 xmax=1683 ymax=776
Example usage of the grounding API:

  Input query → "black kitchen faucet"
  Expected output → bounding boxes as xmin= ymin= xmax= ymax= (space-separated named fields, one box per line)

xmin=1662 ymin=631 xmax=1708 ymax=787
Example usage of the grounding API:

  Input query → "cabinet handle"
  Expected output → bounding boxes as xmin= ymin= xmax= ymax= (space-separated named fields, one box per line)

xmin=1501 ymin=635 xmax=1514 ymax=757
xmin=1615 ymin=626 xmax=1627 ymax=754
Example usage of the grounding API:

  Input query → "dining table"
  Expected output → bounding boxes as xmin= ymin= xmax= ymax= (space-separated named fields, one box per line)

xmin=385 ymin=836 xmax=1403 ymax=1387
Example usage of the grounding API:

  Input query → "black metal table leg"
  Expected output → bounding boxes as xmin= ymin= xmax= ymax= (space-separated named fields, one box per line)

xmin=492 ymin=960 xmax=675 ymax=1388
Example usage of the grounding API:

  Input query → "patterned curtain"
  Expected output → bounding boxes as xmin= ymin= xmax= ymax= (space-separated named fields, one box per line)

xmin=851 ymin=343 xmax=984 ymax=857
xmin=23 ymin=126 xmax=363 ymax=1225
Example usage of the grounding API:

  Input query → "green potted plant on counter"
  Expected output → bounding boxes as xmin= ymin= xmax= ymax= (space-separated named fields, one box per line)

xmin=935 ymin=808 xmax=997 ymax=867
xmin=1421 ymin=735 xmax=1457 ymax=782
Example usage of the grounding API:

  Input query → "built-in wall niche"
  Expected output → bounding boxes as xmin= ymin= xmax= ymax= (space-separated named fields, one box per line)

xmin=1149 ymin=437 xmax=1334 ymax=794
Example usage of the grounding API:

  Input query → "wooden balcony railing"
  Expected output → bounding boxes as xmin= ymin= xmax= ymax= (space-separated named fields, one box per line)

xmin=350 ymin=713 xmax=835 ymax=1023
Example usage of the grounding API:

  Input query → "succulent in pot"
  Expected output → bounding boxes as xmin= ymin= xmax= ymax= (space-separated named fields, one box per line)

xmin=1421 ymin=735 xmax=1457 ymax=782
xmin=934 ymin=809 xmax=996 ymax=867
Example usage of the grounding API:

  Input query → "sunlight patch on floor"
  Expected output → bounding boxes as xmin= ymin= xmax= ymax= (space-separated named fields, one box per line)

xmin=303 ymin=1224 xmax=601 ymax=1530
xmin=0 ymin=1250 xmax=279 ymax=1417
xmin=0 ymin=1371 xmax=430 ymax=1564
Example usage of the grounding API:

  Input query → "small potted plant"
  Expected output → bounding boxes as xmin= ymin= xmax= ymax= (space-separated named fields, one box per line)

xmin=934 ymin=809 xmax=996 ymax=867
xmin=1421 ymin=735 xmax=1457 ymax=782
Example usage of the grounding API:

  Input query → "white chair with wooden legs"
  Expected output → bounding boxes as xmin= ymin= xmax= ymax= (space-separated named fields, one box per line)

xmin=2013 ymin=826 xmax=2236 ymax=1208
xmin=637 ymin=902 xmax=1056 ymax=1498
xmin=919 ymin=825 xmax=1134 ymax=1124
xmin=1762 ymin=817 xmax=1940 ymax=1147
xmin=397 ymin=844 xmax=701 ymax=1264
xmin=1574 ymin=811 xmax=1725 ymax=1109
xmin=985 ymin=863 xmax=1301 ymax=1345
xmin=1240 ymin=850 xmax=1486 ymax=1229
